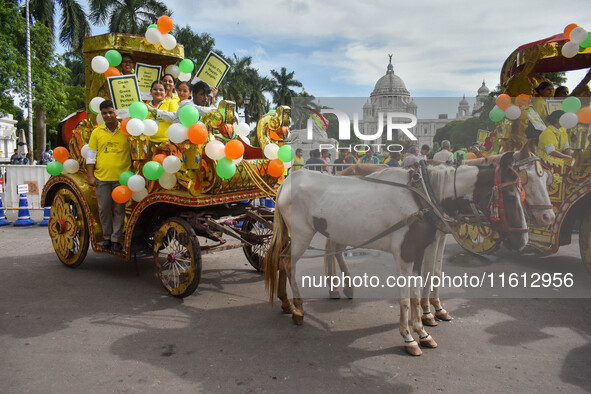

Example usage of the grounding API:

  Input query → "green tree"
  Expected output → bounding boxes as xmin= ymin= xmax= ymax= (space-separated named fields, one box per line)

xmin=89 ymin=0 xmax=169 ymax=34
xmin=270 ymin=67 xmax=303 ymax=106
xmin=29 ymin=0 xmax=91 ymax=51
xmin=174 ymin=25 xmax=215 ymax=65
xmin=62 ymin=50 xmax=85 ymax=86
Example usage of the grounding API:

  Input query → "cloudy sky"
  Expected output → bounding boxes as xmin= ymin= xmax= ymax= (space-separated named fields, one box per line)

xmin=81 ymin=0 xmax=590 ymax=99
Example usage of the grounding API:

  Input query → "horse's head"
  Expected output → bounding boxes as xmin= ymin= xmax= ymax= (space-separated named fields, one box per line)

xmin=489 ymin=152 xmax=529 ymax=251
xmin=514 ymin=140 xmax=555 ymax=227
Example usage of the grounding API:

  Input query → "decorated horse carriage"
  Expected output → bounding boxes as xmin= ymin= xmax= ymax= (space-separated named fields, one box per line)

xmin=41 ymin=33 xmax=291 ymax=297
xmin=453 ymin=29 xmax=591 ymax=272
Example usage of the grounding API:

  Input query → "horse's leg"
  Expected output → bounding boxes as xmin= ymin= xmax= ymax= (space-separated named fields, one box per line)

xmin=278 ymin=250 xmax=294 ymax=314
xmin=420 ymin=233 xmax=439 ymax=327
xmin=396 ymin=254 xmax=422 ymax=356
xmin=324 ymin=239 xmax=340 ymax=298
xmin=335 ymin=248 xmax=354 ymax=299
xmin=430 ymin=233 xmax=452 ymax=321
xmin=287 ymin=232 xmax=315 ymax=325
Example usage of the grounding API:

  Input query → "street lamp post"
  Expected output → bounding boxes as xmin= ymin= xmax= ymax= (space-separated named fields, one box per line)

xmin=244 ymin=94 xmax=250 ymax=124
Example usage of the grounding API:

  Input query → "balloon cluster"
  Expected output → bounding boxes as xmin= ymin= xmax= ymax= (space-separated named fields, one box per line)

xmin=202 ymin=122 xmax=254 ymax=179
xmin=489 ymin=94 xmax=530 ymax=122
xmin=91 ymin=49 xmax=123 ymax=78
xmin=46 ymin=147 xmax=80 ymax=176
xmin=558 ymin=96 xmax=591 ymax=128
xmin=119 ymin=101 xmax=158 ymax=137
xmin=165 ymin=59 xmax=194 ymax=82
xmin=562 ymin=23 xmax=591 ymax=58
xmin=145 ymin=16 xmax=177 ymax=51
xmin=262 ymin=143 xmax=294 ymax=178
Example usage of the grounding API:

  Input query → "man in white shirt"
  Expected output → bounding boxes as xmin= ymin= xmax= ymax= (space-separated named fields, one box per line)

xmin=418 ymin=144 xmax=430 ymax=161
xmin=433 ymin=140 xmax=454 ymax=164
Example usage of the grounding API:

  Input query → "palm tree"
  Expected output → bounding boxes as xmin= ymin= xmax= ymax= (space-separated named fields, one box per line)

xmin=270 ymin=67 xmax=303 ymax=107
xmin=173 ymin=25 xmax=215 ymax=65
xmin=29 ymin=0 xmax=91 ymax=51
xmin=219 ymin=54 xmax=253 ymax=108
xmin=89 ymin=0 xmax=169 ymax=35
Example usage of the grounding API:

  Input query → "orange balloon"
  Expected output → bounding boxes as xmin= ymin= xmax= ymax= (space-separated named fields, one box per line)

xmin=515 ymin=94 xmax=530 ymax=108
xmin=496 ymin=94 xmax=512 ymax=110
xmin=188 ymin=123 xmax=208 ymax=144
xmin=564 ymin=23 xmax=578 ymax=40
xmin=577 ymin=107 xmax=591 ymax=124
xmin=466 ymin=152 xmax=477 ymax=160
xmin=224 ymin=139 xmax=245 ymax=160
xmin=53 ymin=146 xmax=69 ymax=163
xmin=104 ymin=66 xmax=121 ymax=78
xmin=120 ymin=118 xmax=131 ymax=135
xmin=157 ymin=16 xmax=173 ymax=34
xmin=153 ymin=154 xmax=167 ymax=164
xmin=112 ymin=185 xmax=132 ymax=204
xmin=267 ymin=159 xmax=285 ymax=177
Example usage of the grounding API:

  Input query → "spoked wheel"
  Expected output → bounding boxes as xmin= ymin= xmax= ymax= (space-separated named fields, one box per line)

xmin=452 ymin=223 xmax=502 ymax=255
xmin=153 ymin=217 xmax=202 ymax=298
xmin=48 ymin=187 xmax=89 ymax=268
xmin=242 ymin=215 xmax=273 ymax=272
xmin=579 ymin=209 xmax=591 ymax=274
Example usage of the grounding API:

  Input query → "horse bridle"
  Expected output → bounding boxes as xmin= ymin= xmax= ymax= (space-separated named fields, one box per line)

xmin=489 ymin=166 xmax=528 ymax=233
xmin=513 ymin=156 xmax=553 ymax=212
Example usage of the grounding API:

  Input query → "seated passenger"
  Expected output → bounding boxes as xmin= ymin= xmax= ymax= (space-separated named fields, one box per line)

xmin=176 ymin=81 xmax=192 ymax=107
xmin=172 ymin=81 xmax=219 ymax=123
xmin=538 ymin=110 xmax=573 ymax=160
xmin=162 ymin=73 xmax=179 ymax=106
xmin=145 ymin=80 xmax=179 ymax=143
xmin=533 ymin=81 xmax=554 ymax=121
xmin=120 ymin=54 xmax=135 ymax=75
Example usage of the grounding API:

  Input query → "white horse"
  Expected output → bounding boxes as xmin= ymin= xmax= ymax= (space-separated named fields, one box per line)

xmin=264 ymin=152 xmax=530 ymax=356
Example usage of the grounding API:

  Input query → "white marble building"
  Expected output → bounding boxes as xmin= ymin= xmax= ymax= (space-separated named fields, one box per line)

xmin=0 ymin=114 xmax=18 ymax=163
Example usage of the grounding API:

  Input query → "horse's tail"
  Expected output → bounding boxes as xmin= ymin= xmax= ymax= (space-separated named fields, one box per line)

xmin=264 ymin=202 xmax=290 ymax=304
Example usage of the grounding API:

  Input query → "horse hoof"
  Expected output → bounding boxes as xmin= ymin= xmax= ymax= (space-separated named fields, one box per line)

xmin=281 ymin=305 xmax=293 ymax=314
xmin=422 ymin=315 xmax=438 ymax=327
xmin=343 ymin=288 xmax=354 ymax=299
xmin=404 ymin=342 xmax=422 ymax=356
xmin=435 ymin=309 xmax=453 ymax=321
xmin=328 ymin=291 xmax=340 ymax=299
xmin=419 ymin=335 xmax=438 ymax=348
xmin=292 ymin=313 xmax=305 ymax=325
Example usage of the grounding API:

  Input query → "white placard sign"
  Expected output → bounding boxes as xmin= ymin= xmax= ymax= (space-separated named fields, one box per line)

xmin=17 ymin=184 xmax=29 ymax=194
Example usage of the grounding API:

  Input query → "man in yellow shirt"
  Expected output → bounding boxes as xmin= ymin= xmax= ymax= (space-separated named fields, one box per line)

xmin=293 ymin=148 xmax=305 ymax=171
xmin=86 ymin=100 xmax=131 ymax=251
xmin=538 ymin=110 xmax=573 ymax=160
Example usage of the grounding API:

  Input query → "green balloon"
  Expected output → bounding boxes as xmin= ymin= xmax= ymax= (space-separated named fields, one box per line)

xmin=216 ymin=157 xmax=236 ymax=179
xmin=580 ymin=32 xmax=591 ymax=49
xmin=142 ymin=161 xmax=164 ymax=180
xmin=562 ymin=96 xmax=581 ymax=113
xmin=105 ymin=49 xmax=122 ymax=67
xmin=147 ymin=24 xmax=157 ymax=29
xmin=129 ymin=101 xmax=148 ymax=120
xmin=277 ymin=145 xmax=294 ymax=163
xmin=489 ymin=106 xmax=505 ymax=122
xmin=46 ymin=161 xmax=63 ymax=176
xmin=178 ymin=105 xmax=200 ymax=127
xmin=454 ymin=150 xmax=466 ymax=161
xmin=119 ymin=170 xmax=134 ymax=186
xmin=179 ymin=59 xmax=194 ymax=73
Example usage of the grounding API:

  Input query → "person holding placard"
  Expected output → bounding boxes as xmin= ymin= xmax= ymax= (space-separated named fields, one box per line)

xmin=192 ymin=81 xmax=218 ymax=115
xmin=145 ymin=80 xmax=179 ymax=144
xmin=86 ymin=100 xmax=131 ymax=252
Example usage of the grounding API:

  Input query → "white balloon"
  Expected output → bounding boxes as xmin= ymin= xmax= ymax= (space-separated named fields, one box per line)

xmin=178 ymin=71 xmax=191 ymax=82
xmin=145 ymin=28 xmax=162 ymax=45
xmin=167 ymin=123 xmax=189 ymax=144
xmin=163 ymin=155 xmax=182 ymax=173
xmin=205 ymin=140 xmax=226 ymax=160
xmin=559 ymin=112 xmax=579 ymax=129
xmin=570 ymin=27 xmax=589 ymax=44
xmin=158 ymin=172 xmax=177 ymax=189
xmin=91 ymin=56 xmax=109 ymax=73
xmin=263 ymin=143 xmax=280 ymax=160
xmin=232 ymin=157 xmax=243 ymax=165
xmin=80 ymin=144 xmax=89 ymax=159
xmin=96 ymin=113 xmax=105 ymax=125
xmin=143 ymin=119 xmax=158 ymax=136
xmin=128 ymin=175 xmax=146 ymax=193
xmin=63 ymin=159 xmax=80 ymax=174
xmin=127 ymin=118 xmax=144 ymax=136
xmin=161 ymin=34 xmax=177 ymax=50
xmin=90 ymin=97 xmax=105 ymax=114
xmin=132 ymin=188 xmax=149 ymax=202
xmin=505 ymin=105 xmax=521 ymax=120
xmin=235 ymin=122 xmax=250 ymax=138
xmin=165 ymin=64 xmax=180 ymax=79
xmin=561 ymin=41 xmax=579 ymax=58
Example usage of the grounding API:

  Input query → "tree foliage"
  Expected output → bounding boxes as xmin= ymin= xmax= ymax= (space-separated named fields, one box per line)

xmin=270 ymin=67 xmax=303 ymax=106
xmin=89 ymin=0 xmax=169 ymax=34
xmin=30 ymin=0 xmax=91 ymax=51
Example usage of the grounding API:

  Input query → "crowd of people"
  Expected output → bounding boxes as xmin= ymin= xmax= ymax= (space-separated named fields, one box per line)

xmin=9 ymin=145 xmax=54 ymax=165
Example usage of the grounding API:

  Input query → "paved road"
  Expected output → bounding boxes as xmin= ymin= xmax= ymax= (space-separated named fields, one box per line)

xmin=1 ymin=210 xmax=590 ymax=393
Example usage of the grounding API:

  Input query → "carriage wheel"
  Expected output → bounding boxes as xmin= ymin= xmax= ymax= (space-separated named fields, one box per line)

xmin=452 ymin=223 xmax=502 ymax=255
xmin=153 ymin=217 xmax=202 ymax=298
xmin=242 ymin=216 xmax=274 ymax=272
xmin=48 ymin=187 xmax=89 ymax=268
xmin=579 ymin=209 xmax=591 ymax=274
